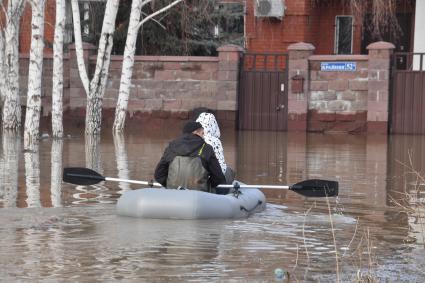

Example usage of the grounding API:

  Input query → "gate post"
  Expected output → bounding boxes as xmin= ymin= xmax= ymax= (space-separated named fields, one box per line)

xmin=217 ymin=44 xmax=244 ymax=128
xmin=366 ymin=41 xmax=395 ymax=134
xmin=287 ymin=42 xmax=315 ymax=131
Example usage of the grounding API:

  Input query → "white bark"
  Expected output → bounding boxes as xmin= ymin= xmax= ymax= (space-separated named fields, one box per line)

xmin=24 ymin=0 xmax=46 ymax=151
xmin=86 ymin=0 xmax=120 ymax=135
xmin=70 ymin=0 xmax=89 ymax=94
xmin=112 ymin=0 xmax=145 ymax=132
xmin=52 ymin=0 xmax=66 ymax=138
xmin=85 ymin=134 xmax=102 ymax=172
xmin=113 ymin=132 xmax=130 ymax=192
xmin=71 ymin=0 xmax=120 ymax=135
xmin=25 ymin=149 xmax=41 ymax=208
xmin=50 ymin=139 xmax=63 ymax=207
xmin=112 ymin=0 xmax=183 ymax=132
xmin=1 ymin=130 xmax=20 ymax=208
xmin=2 ymin=0 xmax=26 ymax=129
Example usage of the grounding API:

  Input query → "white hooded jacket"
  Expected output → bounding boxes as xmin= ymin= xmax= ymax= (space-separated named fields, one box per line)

xmin=196 ymin=112 xmax=227 ymax=173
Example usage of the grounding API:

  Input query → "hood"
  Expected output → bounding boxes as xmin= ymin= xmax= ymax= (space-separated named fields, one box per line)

xmin=196 ymin=113 xmax=221 ymax=139
xmin=170 ymin=134 xmax=205 ymax=156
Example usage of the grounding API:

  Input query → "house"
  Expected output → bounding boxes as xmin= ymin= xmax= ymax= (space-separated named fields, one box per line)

xmin=244 ymin=0 xmax=416 ymax=55
xmin=13 ymin=0 xmax=425 ymax=134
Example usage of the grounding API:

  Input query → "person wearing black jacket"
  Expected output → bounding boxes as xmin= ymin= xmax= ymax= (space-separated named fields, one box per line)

xmin=154 ymin=121 xmax=226 ymax=192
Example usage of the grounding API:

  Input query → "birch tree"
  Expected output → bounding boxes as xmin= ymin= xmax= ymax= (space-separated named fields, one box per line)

xmin=51 ymin=0 xmax=66 ymax=138
xmin=71 ymin=0 xmax=120 ymax=135
xmin=23 ymin=0 xmax=46 ymax=151
xmin=1 ymin=0 xmax=26 ymax=129
xmin=112 ymin=0 xmax=183 ymax=132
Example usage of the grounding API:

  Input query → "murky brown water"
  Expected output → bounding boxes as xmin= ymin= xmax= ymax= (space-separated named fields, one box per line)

xmin=1 ymin=128 xmax=425 ymax=281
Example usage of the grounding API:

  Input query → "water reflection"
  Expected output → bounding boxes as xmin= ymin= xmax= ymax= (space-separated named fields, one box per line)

xmin=0 ymin=129 xmax=20 ymax=207
xmin=50 ymin=139 xmax=63 ymax=207
xmin=85 ymin=134 xmax=102 ymax=172
xmin=24 ymin=144 xmax=41 ymax=208
xmin=387 ymin=135 xmax=425 ymax=246
xmin=0 ymin=129 xmax=425 ymax=280
xmin=113 ymin=132 xmax=130 ymax=193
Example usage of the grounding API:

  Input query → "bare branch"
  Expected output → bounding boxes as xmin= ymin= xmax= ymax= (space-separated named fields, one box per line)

xmin=136 ymin=0 xmax=184 ymax=30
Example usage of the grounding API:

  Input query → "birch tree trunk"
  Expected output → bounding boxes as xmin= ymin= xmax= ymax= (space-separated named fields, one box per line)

xmin=70 ymin=0 xmax=89 ymax=94
xmin=2 ymin=0 xmax=26 ymax=129
xmin=71 ymin=0 xmax=120 ymax=135
xmin=112 ymin=0 xmax=183 ymax=132
xmin=24 ymin=0 xmax=46 ymax=151
xmin=112 ymin=0 xmax=145 ymax=132
xmin=51 ymin=0 xmax=66 ymax=138
xmin=85 ymin=0 xmax=120 ymax=135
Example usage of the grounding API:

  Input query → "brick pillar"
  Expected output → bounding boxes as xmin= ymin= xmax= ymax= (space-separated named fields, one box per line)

xmin=366 ymin=41 xmax=395 ymax=134
xmin=287 ymin=42 xmax=315 ymax=131
xmin=68 ymin=43 xmax=97 ymax=109
xmin=217 ymin=44 xmax=244 ymax=128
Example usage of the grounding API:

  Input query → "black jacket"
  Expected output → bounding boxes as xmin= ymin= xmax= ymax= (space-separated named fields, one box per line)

xmin=154 ymin=133 xmax=226 ymax=188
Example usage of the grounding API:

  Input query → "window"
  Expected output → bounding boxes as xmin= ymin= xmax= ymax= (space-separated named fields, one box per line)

xmin=335 ymin=16 xmax=353 ymax=54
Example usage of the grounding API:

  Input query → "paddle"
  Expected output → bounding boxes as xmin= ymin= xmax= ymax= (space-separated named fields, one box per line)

xmin=63 ymin=167 xmax=162 ymax=187
xmin=63 ymin=167 xmax=338 ymax=197
xmin=217 ymin=179 xmax=338 ymax=197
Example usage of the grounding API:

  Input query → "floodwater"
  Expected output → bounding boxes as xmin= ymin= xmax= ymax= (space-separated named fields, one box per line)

xmin=1 ymin=127 xmax=425 ymax=281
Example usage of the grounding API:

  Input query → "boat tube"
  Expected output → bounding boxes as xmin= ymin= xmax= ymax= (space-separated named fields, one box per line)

xmin=116 ymin=187 xmax=266 ymax=219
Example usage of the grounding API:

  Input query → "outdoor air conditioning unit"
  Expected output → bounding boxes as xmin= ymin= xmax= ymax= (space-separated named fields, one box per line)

xmin=254 ymin=0 xmax=285 ymax=20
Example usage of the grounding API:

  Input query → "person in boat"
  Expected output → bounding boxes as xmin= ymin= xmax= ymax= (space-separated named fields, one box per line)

xmin=154 ymin=121 xmax=226 ymax=192
xmin=193 ymin=108 xmax=235 ymax=185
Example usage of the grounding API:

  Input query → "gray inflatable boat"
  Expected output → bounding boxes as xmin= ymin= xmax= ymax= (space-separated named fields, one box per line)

xmin=116 ymin=187 xmax=266 ymax=219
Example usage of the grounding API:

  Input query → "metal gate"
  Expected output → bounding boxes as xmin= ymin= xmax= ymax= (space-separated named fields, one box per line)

xmin=238 ymin=53 xmax=288 ymax=131
xmin=390 ymin=53 xmax=425 ymax=134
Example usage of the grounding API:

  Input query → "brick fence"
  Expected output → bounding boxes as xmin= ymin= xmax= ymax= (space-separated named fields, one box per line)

xmin=18 ymin=41 xmax=394 ymax=133
xmin=287 ymin=41 xmax=394 ymax=134
xmin=19 ymin=44 xmax=243 ymax=130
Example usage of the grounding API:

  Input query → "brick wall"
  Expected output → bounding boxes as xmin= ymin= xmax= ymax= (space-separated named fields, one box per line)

xmin=287 ymin=41 xmax=394 ymax=134
xmin=246 ymin=0 xmax=414 ymax=55
xmin=18 ymin=44 xmax=243 ymax=130
xmin=245 ymin=0 xmax=311 ymax=53
xmin=308 ymin=55 xmax=369 ymax=132
xmin=19 ymin=53 xmax=70 ymax=116
xmin=19 ymin=0 xmax=56 ymax=54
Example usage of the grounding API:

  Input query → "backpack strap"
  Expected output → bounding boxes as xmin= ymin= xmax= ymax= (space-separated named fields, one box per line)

xmin=198 ymin=143 xmax=206 ymax=156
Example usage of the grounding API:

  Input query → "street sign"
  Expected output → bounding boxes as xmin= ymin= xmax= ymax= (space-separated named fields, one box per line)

xmin=320 ymin=62 xmax=356 ymax=71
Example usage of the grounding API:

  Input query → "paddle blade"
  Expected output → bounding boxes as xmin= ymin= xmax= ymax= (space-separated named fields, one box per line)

xmin=290 ymin=179 xmax=338 ymax=197
xmin=63 ymin=167 xmax=105 ymax=185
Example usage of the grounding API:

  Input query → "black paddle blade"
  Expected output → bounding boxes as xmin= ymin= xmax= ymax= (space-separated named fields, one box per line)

xmin=63 ymin=167 xmax=105 ymax=185
xmin=290 ymin=179 xmax=338 ymax=197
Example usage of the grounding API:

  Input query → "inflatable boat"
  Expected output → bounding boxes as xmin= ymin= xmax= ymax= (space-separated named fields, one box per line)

xmin=116 ymin=187 xmax=266 ymax=219
xmin=63 ymin=167 xmax=338 ymax=220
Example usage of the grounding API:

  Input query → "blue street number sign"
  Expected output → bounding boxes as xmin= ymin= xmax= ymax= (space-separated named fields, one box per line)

xmin=320 ymin=62 xmax=356 ymax=71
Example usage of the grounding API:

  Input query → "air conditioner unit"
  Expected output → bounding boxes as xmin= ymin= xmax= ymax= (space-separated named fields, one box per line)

xmin=254 ymin=0 xmax=285 ymax=20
